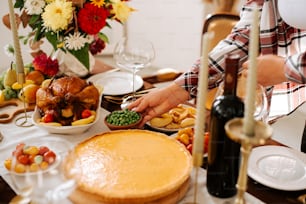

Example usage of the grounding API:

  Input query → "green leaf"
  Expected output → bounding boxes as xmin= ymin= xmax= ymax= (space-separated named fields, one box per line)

xmin=98 ymin=33 xmax=109 ymax=44
xmin=33 ymin=24 xmax=44 ymax=41
xmin=45 ymin=32 xmax=59 ymax=50
xmin=29 ymin=15 xmax=40 ymax=27
xmin=14 ymin=0 xmax=24 ymax=9
xmin=69 ymin=45 xmax=90 ymax=70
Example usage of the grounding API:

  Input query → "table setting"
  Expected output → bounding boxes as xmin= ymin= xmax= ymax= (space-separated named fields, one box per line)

xmin=0 ymin=56 xmax=305 ymax=204
xmin=0 ymin=52 xmax=305 ymax=204
xmin=0 ymin=1 xmax=306 ymax=203
xmin=0 ymin=108 xmax=267 ymax=204
xmin=0 ymin=34 xmax=305 ymax=204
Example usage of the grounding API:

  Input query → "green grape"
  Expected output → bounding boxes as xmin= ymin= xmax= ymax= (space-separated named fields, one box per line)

xmin=0 ymin=71 xmax=5 ymax=90
xmin=3 ymin=87 xmax=18 ymax=100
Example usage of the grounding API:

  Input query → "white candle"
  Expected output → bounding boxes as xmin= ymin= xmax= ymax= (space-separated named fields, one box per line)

xmin=192 ymin=32 xmax=213 ymax=167
xmin=243 ymin=5 xmax=259 ymax=136
xmin=8 ymin=0 xmax=25 ymax=84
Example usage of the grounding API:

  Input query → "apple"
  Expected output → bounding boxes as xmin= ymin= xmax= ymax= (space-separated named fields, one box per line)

xmin=18 ymin=84 xmax=40 ymax=104
xmin=26 ymin=70 xmax=45 ymax=85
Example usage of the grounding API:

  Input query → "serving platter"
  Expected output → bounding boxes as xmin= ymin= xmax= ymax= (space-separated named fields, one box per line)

xmin=87 ymin=71 xmax=143 ymax=95
xmin=248 ymin=145 xmax=306 ymax=191
xmin=146 ymin=104 xmax=196 ymax=133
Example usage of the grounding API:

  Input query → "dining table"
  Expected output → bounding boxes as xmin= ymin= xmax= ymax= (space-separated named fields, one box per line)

xmin=0 ymin=67 xmax=305 ymax=204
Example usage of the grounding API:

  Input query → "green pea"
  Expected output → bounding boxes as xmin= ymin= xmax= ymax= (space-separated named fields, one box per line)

xmin=107 ymin=109 xmax=140 ymax=126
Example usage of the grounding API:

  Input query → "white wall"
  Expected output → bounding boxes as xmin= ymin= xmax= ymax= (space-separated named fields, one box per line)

xmin=0 ymin=0 xmax=35 ymax=72
xmin=125 ymin=0 xmax=206 ymax=72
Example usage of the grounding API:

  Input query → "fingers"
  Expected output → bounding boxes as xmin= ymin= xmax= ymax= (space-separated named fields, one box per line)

xmin=128 ymin=97 xmax=142 ymax=111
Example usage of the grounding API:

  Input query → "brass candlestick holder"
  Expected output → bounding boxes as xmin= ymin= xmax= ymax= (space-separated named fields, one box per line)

xmin=225 ymin=118 xmax=273 ymax=204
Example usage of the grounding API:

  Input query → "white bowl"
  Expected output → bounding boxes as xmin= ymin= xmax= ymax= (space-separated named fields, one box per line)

xmin=278 ymin=0 xmax=306 ymax=29
xmin=32 ymin=105 xmax=101 ymax=135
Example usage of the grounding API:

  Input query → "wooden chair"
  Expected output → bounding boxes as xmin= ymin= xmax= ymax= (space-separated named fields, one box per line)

xmin=202 ymin=13 xmax=240 ymax=109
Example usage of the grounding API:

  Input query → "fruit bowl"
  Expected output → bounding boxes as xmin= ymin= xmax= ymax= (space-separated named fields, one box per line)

xmin=0 ymin=137 xmax=72 ymax=176
xmin=0 ymin=137 xmax=75 ymax=201
xmin=104 ymin=109 xmax=142 ymax=130
xmin=32 ymin=106 xmax=101 ymax=135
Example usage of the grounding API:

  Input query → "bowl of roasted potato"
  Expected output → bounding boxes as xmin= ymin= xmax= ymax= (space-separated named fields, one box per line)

xmin=146 ymin=104 xmax=196 ymax=133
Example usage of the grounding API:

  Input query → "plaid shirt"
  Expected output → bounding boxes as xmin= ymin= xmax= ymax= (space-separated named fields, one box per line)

xmin=175 ymin=0 xmax=306 ymax=111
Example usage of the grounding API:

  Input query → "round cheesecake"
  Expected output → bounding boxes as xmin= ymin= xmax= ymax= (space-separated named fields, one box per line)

xmin=64 ymin=130 xmax=193 ymax=204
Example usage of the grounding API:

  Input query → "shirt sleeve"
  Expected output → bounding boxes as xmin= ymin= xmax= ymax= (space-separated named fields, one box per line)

xmin=285 ymin=52 xmax=306 ymax=84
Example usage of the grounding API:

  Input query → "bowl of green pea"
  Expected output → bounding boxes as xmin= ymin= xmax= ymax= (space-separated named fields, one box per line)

xmin=104 ymin=109 xmax=142 ymax=130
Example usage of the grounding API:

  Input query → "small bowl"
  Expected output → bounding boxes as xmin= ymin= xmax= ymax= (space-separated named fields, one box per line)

xmin=104 ymin=110 xmax=142 ymax=130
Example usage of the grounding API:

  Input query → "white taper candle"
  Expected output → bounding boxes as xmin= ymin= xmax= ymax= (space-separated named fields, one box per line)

xmin=192 ymin=32 xmax=213 ymax=167
xmin=8 ymin=0 xmax=25 ymax=84
xmin=243 ymin=5 xmax=259 ymax=136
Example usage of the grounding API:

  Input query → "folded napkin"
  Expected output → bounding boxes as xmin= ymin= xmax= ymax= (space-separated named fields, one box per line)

xmin=271 ymin=102 xmax=306 ymax=150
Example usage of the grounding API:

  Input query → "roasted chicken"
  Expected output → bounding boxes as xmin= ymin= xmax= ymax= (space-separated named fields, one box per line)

xmin=36 ymin=76 xmax=100 ymax=125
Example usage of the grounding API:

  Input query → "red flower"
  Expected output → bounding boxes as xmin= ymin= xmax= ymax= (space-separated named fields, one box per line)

xmin=89 ymin=37 xmax=106 ymax=55
xmin=32 ymin=53 xmax=59 ymax=77
xmin=78 ymin=3 xmax=109 ymax=35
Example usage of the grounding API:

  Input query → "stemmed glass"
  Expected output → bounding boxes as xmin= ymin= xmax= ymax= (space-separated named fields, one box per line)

xmin=215 ymin=75 xmax=269 ymax=122
xmin=113 ymin=37 xmax=155 ymax=109
xmin=7 ymin=137 xmax=75 ymax=204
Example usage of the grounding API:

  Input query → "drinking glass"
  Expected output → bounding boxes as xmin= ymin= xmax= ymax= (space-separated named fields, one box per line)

xmin=214 ymin=75 xmax=269 ymax=122
xmin=113 ymin=37 xmax=155 ymax=109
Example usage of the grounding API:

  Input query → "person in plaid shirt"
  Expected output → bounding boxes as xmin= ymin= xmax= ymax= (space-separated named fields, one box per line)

xmin=129 ymin=0 xmax=306 ymax=126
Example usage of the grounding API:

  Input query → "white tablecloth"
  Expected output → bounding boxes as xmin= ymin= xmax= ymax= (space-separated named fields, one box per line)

xmin=0 ymin=108 xmax=265 ymax=204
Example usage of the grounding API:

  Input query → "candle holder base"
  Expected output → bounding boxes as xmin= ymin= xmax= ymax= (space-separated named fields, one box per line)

xmin=15 ymin=114 xmax=33 ymax=127
xmin=225 ymin=118 xmax=273 ymax=204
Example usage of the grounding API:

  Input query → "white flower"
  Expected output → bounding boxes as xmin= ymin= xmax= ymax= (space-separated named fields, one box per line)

xmin=64 ymin=32 xmax=88 ymax=50
xmin=24 ymin=0 xmax=46 ymax=15
xmin=85 ymin=35 xmax=94 ymax=44
xmin=3 ymin=44 xmax=14 ymax=57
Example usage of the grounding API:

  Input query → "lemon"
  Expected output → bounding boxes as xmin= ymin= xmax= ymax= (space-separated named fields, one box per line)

xmin=0 ymin=90 xmax=5 ymax=103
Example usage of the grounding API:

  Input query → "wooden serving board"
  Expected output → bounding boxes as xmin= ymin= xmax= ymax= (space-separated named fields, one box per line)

xmin=69 ymin=177 xmax=190 ymax=204
xmin=0 ymin=99 xmax=35 ymax=123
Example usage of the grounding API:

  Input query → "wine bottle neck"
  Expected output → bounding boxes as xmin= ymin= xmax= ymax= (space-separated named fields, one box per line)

xmin=223 ymin=55 xmax=239 ymax=96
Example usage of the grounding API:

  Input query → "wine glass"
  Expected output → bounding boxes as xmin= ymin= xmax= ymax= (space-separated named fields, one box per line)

xmin=113 ymin=37 xmax=155 ymax=109
xmin=7 ymin=137 xmax=75 ymax=204
xmin=214 ymin=75 xmax=269 ymax=122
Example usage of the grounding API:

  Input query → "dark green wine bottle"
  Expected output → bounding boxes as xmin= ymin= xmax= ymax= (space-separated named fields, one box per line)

xmin=206 ymin=54 xmax=244 ymax=198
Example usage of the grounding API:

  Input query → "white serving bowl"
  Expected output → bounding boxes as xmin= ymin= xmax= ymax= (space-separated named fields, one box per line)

xmin=278 ymin=0 xmax=306 ymax=29
xmin=32 ymin=105 xmax=101 ymax=135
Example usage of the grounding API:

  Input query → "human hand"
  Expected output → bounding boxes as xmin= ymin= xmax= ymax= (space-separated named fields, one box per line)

xmin=128 ymin=83 xmax=190 ymax=127
xmin=242 ymin=54 xmax=287 ymax=86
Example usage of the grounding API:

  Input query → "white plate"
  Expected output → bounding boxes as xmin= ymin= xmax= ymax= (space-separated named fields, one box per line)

xmin=248 ymin=145 xmax=306 ymax=191
xmin=87 ymin=71 xmax=143 ymax=95
xmin=146 ymin=104 xmax=196 ymax=133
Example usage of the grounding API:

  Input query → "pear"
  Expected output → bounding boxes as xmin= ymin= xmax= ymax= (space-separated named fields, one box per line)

xmin=3 ymin=65 xmax=17 ymax=87
xmin=2 ymin=13 xmax=21 ymax=30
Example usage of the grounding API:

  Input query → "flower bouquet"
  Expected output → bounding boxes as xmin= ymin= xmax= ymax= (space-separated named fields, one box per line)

xmin=3 ymin=0 xmax=134 ymax=76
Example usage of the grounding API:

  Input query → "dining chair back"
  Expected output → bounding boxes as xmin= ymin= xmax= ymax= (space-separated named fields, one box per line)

xmin=202 ymin=13 xmax=240 ymax=52
xmin=202 ymin=13 xmax=240 ymax=109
